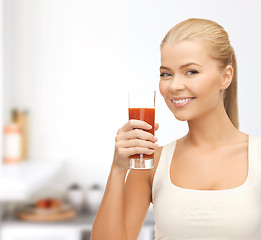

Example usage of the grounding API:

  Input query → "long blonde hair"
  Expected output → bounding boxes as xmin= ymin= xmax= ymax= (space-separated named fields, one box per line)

xmin=161 ymin=18 xmax=239 ymax=129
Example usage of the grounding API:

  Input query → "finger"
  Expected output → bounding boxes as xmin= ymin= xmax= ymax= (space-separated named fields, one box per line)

xmin=118 ymin=128 xmax=157 ymax=142
xmin=155 ymin=123 xmax=159 ymax=131
xmin=124 ymin=147 xmax=155 ymax=157
xmin=118 ymin=119 xmax=152 ymax=133
xmin=117 ymin=139 xmax=159 ymax=149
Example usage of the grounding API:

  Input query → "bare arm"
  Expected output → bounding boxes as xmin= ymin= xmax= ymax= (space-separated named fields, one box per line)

xmin=91 ymin=120 xmax=158 ymax=240
xmin=91 ymin=163 xmax=128 ymax=239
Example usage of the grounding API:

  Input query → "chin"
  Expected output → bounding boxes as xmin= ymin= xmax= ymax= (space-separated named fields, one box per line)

xmin=172 ymin=112 xmax=192 ymax=122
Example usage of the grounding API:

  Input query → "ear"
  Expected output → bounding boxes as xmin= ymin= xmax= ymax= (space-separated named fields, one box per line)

xmin=220 ymin=65 xmax=233 ymax=90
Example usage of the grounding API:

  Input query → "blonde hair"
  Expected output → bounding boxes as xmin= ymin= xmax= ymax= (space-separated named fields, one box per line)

xmin=161 ymin=18 xmax=239 ymax=129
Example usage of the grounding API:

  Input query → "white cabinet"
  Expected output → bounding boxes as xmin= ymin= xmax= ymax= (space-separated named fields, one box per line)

xmin=1 ymin=226 xmax=81 ymax=240
xmin=1 ymin=211 xmax=155 ymax=240
xmin=1 ymin=225 xmax=154 ymax=240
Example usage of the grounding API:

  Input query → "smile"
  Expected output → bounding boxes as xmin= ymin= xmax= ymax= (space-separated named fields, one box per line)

xmin=171 ymin=97 xmax=196 ymax=108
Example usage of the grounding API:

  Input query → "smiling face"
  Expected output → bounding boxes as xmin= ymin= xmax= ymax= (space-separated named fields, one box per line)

xmin=159 ymin=40 xmax=230 ymax=122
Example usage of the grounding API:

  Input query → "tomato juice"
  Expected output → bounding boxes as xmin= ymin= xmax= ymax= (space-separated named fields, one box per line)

xmin=128 ymin=107 xmax=155 ymax=160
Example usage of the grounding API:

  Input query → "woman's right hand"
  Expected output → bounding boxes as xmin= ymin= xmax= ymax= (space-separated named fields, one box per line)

xmin=112 ymin=119 xmax=159 ymax=171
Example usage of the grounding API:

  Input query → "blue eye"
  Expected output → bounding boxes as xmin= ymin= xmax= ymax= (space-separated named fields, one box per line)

xmin=160 ymin=72 xmax=172 ymax=77
xmin=186 ymin=70 xmax=199 ymax=76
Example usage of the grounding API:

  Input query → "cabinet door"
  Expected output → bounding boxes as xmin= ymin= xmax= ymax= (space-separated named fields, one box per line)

xmin=1 ymin=226 xmax=81 ymax=240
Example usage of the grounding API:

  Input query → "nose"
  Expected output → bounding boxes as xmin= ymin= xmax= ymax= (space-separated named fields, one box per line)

xmin=169 ymin=77 xmax=185 ymax=92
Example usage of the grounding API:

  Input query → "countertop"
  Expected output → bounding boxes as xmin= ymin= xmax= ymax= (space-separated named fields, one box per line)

xmin=0 ymin=161 xmax=64 ymax=201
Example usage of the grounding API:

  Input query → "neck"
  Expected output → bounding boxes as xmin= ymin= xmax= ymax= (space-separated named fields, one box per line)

xmin=185 ymin=99 xmax=244 ymax=148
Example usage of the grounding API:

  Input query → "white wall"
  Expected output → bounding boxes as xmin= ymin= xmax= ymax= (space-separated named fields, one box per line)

xmin=0 ymin=0 xmax=2 ymax=173
xmin=2 ymin=0 xmax=261 ymax=196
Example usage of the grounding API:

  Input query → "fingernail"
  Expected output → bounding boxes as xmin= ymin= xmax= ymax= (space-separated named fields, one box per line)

xmin=146 ymin=124 xmax=152 ymax=129
xmin=154 ymin=136 xmax=158 ymax=141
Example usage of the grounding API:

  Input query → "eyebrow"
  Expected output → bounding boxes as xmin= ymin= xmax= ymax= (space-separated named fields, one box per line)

xmin=160 ymin=62 xmax=202 ymax=71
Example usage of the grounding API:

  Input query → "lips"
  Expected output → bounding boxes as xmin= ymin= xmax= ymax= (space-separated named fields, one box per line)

xmin=172 ymin=97 xmax=196 ymax=101
xmin=171 ymin=97 xmax=196 ymax=103
xmin=171 ymin=97 xmax=196 ymax=108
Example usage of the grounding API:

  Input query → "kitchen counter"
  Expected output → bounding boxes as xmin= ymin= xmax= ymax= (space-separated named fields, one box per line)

xmin=1 ymin=209 xmax=155 ymax=240
xmin=0 ymin=161 xmax=64 ymax=201
xmin=2 ymin=208 xmax=155 ymax=227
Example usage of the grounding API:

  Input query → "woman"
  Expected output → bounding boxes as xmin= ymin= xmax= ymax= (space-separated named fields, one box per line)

xmin=91 ymin=18 xmax=261 ymax=240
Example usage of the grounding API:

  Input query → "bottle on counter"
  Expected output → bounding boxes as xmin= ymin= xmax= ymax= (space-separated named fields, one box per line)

xmin=12 ymin=109 xmax=29 ymax=160
xmin=3 ymin=123 xmax=22 ymax=163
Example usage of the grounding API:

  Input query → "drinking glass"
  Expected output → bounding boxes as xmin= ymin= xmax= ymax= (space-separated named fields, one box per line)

xmin=128 ymin=89 xmax=156 ymax=169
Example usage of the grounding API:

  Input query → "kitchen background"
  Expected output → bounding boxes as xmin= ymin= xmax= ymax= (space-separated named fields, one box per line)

xmin=0 ymin=0 xmax=261 ymax=239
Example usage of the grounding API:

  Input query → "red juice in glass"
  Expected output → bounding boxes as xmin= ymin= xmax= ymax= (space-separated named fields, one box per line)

xmin=128 ymin=107 xmax=155 ymax=160
xmin=128 ymin=89 xmax=156 ymax=169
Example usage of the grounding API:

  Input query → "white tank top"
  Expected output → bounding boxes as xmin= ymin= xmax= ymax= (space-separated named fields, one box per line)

xmin=152 ymin=135 xmax=261 ymax=240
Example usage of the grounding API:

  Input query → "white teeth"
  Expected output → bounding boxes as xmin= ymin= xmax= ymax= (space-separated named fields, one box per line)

xmin=171 ymin=98 xmax=194 ymax=104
